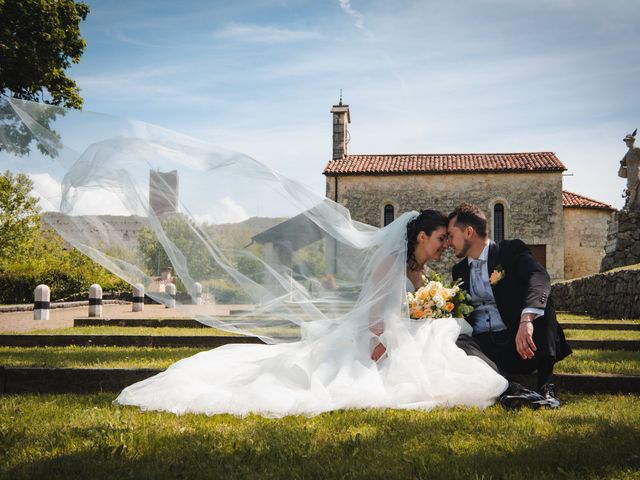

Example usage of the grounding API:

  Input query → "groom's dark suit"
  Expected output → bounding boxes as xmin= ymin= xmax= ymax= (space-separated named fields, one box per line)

xmin=453 ymin=240 xmax=572 ymax=386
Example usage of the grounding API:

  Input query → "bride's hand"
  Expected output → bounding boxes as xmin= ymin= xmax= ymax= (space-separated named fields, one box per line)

xmin=371 ymin=341 xmax=387 ymax=361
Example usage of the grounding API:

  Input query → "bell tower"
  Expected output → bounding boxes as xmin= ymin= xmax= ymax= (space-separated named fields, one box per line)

xmin=330 ymin=92 xmax=350 ymax=160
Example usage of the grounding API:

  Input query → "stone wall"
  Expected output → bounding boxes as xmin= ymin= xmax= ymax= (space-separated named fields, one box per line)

xmin=326 ymin=171 xmax=565 ymax=280
xmin=563 ymin=207 xmax=613 ymax=279
xmin=552 ymin=268 xmax=640 ymax=318
xmin=601 ymin=209 xmax=640 ymax=271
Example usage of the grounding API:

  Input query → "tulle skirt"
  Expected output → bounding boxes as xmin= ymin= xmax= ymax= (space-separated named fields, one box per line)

xmin=115 ymin=317 xmax=507 ymax=417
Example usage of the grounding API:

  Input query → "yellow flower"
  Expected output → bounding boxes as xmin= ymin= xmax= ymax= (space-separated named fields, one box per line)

xmin=489 ymin=266 xmax=505 ymax=286
xmin=416 ymin=287 xmax=430 ymax=302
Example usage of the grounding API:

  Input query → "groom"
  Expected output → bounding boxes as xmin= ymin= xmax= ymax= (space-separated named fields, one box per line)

xmin=447 ymin=203 xmax=572 ymax=408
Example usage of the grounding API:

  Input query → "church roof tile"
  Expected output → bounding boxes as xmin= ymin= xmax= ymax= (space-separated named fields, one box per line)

xmin=323 ymin=152 xmax=566 ymax=175
xmin=562 ymin=191 xmax=614 ymax=210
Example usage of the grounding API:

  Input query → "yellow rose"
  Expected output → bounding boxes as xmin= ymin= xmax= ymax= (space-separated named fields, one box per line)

xmin=416 ymin=287 xmax=430 ymax=302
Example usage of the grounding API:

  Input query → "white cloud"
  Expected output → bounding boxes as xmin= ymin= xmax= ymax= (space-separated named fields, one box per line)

xmin=29 ymin=173 xmax=137 ymax=216
xmin=214 ymin=23 xmax=322 ymax=44
xmin=30 ymin=173 xmax=62 ymax=212
xmin=337 ymin=0 xmax=371 ymax=36
xmin=192 ymin=196 xmax=249 ymax=225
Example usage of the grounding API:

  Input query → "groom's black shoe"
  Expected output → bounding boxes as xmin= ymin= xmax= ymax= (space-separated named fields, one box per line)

xmin=538 ymin=383 xmax=561 ymax=409
xmin=499 ymin=382 xmax=547 ymax=410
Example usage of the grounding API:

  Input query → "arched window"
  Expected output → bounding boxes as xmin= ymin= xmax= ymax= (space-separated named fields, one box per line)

xmin=493 ymin=203 xmax=505 ymax=242
xmin=383 ymin=204 xmax=395 ymax=226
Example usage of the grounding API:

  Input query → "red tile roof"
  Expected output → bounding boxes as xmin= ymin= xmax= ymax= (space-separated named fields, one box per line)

xmin=323 ymin=153 xmax=566 ymax=175
xmin=562 ymin=191 xmax=614 ymax=210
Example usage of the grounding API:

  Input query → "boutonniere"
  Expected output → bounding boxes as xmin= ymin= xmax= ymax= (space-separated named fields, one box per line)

xmin=489 ymin=265 xmax=505 ymax=286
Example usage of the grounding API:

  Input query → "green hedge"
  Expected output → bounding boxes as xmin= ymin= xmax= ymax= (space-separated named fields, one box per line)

xmin=0 ymin=269 xmax=128 ymax=304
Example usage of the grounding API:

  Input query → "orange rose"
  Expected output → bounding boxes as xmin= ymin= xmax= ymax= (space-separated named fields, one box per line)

xmin=444 ymin=302 xmax=455 ymax=312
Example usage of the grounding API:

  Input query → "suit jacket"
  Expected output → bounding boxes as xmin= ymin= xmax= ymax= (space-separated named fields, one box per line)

xmin=452 ymin=239 xmax=571 ymax=360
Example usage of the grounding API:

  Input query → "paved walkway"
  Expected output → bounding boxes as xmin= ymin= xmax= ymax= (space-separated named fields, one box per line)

xmin=0 ymin=303 xmax=251 ymax=333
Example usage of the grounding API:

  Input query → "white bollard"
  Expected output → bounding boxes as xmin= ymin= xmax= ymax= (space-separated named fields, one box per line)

xmin=192 ymin=282 xmax=202 ymax=305
xmin=165 ymin=283 xmax=176 ymax=309
xmin=34 ymin=284 xmax=50 ymax=320
xmin=88 ymin=284 xmax=103 ymax=317
xmin=132 ymin=283 xmax=144 ymax=312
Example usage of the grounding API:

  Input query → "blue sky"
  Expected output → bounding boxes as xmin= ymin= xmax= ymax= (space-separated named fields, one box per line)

xmin=65 ymin=0 xmax=639 ymax=209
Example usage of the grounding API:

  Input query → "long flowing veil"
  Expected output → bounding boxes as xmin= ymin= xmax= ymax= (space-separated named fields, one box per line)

xmin=0 ymin=97 xmax=416 ymax=345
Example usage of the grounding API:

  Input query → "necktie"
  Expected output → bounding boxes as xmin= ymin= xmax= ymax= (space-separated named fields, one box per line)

xmin=470 ymin=260 xmax=485 ymax=298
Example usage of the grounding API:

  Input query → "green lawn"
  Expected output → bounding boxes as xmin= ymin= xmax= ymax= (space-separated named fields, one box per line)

xmin=0 ymin=393 xmax=638 ymax=480
xmin=1 ymin=325 xmax=635 ymax=341
xmin=556 ymin=350 xmax=640 ymax=376
xmin=0 ymin=346 xmax=638 ymax=375
xmin=0 ymin=346 xmax=202 ymax=369
xmin=557 ymin=313 xmax=640 ymax=324
xmin=8 ymin=326 xmax=236 ymax=336
xmin=563 ymin=329 xmax=640 ymax=340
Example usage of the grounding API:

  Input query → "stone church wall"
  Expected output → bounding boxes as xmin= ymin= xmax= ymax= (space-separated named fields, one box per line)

xmin=563 ymin=208 xmax=613 ymax=279
xmin=326 ymin=171 xmax=564 ymax=280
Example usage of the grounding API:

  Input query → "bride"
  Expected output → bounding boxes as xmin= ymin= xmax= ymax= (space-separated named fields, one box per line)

xmin=114 ymin=210 xmax=508 ymax=416
xmin=1 ymin=98 xmax=514 ymax=417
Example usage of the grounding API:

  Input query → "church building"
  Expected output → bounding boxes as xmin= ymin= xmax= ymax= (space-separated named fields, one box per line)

xmin=323 ymin=101 xmax=614 ymax=281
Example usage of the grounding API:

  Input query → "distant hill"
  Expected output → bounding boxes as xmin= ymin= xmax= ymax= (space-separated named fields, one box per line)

xmin=207 ymin=216 xmax=288 ymax=237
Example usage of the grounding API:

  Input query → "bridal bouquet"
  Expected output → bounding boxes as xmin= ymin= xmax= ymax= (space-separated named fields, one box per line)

xmin=407 ymin=272 xmax=474 ymax=320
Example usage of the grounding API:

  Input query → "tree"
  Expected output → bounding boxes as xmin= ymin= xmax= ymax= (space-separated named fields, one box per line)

xmin=0 ymin=170 xmax=41 ymax=260
xmin=0 ymin=0 xmax=89 ymax=157
xmin=0 ymin=0 xmax=90 ymax=108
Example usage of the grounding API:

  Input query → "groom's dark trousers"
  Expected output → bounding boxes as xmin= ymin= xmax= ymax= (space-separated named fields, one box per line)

xmin=453 ymin=239 xmax=572 ymax=389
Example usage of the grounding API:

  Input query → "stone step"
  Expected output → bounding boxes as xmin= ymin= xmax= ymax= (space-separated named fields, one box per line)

xmin=74 ymin=318 xmax=207 ymax=328
xmin=73 ymin=317 xmax=318 ymax=327
xmin=0 ymin=334 xmax=266 ymax=348
xmin=561 ymin=322 xmax=640 ymax=331
xmin=1 ymin=335 xmax=639 ymax=350
xmin=1 ymin=366 xmax=637 ymax=395
xmin=567 ymin=339 xmax=639 ymax=351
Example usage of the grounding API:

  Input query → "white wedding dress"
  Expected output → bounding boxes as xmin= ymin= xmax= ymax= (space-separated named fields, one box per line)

xmin=115 ymin=214 xmax=507 ymax=417
xmin=115 ymin=314 xmax=507 ymax=417
xmin=0 ymin=98 xmax=508 ymax=418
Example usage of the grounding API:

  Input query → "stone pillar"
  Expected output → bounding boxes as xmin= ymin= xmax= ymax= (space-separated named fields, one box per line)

xmin=192 ymin=282 xmax=202 ymax=305
xmin=132 ymin=283 xmax=144 ymax=312
xmin=331 ymin=100 xmax=350 ymax=160
xmin=88 ymin=284 xmax=102 ymax=317
xmin=33 ymin=284 xmax=50 ymax=321
xmin=165 ymin=283 xmax=176 ymax=308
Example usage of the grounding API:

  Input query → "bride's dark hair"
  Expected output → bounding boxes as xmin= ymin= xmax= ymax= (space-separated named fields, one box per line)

xmin=406 ymin=209 xmax=448 ymax=270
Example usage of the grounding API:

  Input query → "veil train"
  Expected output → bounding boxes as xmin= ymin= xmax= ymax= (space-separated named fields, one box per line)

xmin=0 ymin=98 xmax=507 ymax=416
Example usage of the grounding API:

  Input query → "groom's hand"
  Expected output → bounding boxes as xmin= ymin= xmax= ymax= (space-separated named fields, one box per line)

xmin=371 ymin=341 xmax=387 ymax=362
xmin=515 ymin=314 xmax=537 ymax=360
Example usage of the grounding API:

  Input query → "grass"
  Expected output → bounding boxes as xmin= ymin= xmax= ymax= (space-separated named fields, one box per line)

xmin=3 ymin=325 xmax=637 ymax=341
xmin=0 ymin=346 xmax=201 ymax=369
xmin=563 ymin=329 xmax=640 ymax=340
xmin=556 ymin=350 xmax=640 ymax=376
xmin=557 ymin=313 xmax=640 ymax=324
xmin=0 ymin=393 xmax=639 ymax=480
xmin=1 ymin=346 xmax=638 ymax=376
xmin=4 ymin=326 xmax=236 ymax=336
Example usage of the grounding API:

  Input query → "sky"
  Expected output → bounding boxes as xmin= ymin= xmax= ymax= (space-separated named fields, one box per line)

xmin=34 ymin=0 xmax=640 ymax=210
